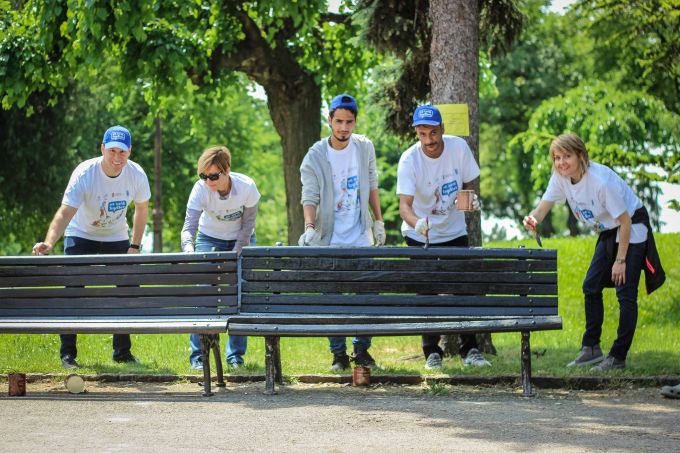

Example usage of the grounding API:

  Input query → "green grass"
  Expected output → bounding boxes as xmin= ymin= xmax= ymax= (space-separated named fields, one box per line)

xmin=1 ymin=233 xmax=678 ymax=377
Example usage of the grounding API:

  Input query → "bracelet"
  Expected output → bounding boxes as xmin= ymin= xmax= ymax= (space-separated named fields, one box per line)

xmin=129 ymin=243 xmax=141 ymax=250
xmin=615 ymin=258 xmax=625 ymax=264
xmin=305 ymin=223 xmax=315 ymax=230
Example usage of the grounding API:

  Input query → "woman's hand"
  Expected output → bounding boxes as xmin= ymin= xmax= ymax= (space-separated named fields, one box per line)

xmin=523 ymin=215 xmax=538 ymax=233
xmin=611 ymin=261 xmax=626 ymax=286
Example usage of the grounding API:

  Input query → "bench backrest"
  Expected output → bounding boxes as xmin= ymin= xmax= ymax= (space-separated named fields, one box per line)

xmin=240 ymin=246 xmax=558 ymax=319
xmin=0 ymin=252 xmax=237 ymax=331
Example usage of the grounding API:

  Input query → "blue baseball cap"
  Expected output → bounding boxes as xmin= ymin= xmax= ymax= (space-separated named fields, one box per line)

xmin=412 ymin=105 xmax=443 ymax=126
xmin=329 ymin=94 xmax=358 ymax=114
xmin=102 ymin=125 xmax=132 ymax=151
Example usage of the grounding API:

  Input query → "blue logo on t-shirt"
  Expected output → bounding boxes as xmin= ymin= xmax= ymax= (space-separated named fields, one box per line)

xmin=346 ymin=175 xmax=358 ymax=190
xmin=442 ymin=181 xmax=458 ymax=196
xmin=108 ymin=200 xmax=127 ymax=213
xmin=580 ymin=209 xmax=594 ymax=220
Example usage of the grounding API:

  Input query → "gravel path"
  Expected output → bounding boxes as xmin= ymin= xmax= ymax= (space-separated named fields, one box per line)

xmin=2 ymin=380 xmax=678 ymax=452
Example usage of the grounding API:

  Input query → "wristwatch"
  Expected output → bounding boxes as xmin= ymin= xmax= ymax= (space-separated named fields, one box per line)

xmin=129 ymin=244 xmax=141 ymax=250
xmin=615 ymin=258 xmax=625 ymax=264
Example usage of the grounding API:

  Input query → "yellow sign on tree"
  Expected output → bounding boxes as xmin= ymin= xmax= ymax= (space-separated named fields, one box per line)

xmin=437 ymin=104 xmax=469 ymax=136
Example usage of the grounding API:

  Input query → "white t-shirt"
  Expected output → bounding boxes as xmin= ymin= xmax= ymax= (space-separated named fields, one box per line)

xmin=326 ymin=140 xmax=370 ymax=246
xmin=397 ymin=135 xmax=480 ymax=243
xmin=63 ymin=157 xmax=151 ymax=241
xmin=187 ymin=172 xmax=261 ymax=241
xmin=542 ymin=162 xmax=647 ymax=243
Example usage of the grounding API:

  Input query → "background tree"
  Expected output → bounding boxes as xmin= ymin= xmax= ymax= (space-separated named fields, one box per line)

xmin=0 ymin=0 xmax=374 ymax=244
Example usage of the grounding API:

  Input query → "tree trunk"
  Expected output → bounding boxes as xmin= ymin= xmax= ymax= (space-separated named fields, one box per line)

xmin=429 ymin=0 xmax=494 ymax=355
xmin=263 ymin=79 xmax=321 ymax=244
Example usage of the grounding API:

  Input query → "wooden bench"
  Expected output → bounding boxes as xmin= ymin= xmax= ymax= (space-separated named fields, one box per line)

xmin=0 ymin=252 xmax=237 ymax=396
xmin=232 ymin=246 xmax=562 ymax=396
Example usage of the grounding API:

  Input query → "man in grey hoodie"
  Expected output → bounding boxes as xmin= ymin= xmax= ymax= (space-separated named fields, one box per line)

xmin=299 ymin=93 xmax=386 ymax=371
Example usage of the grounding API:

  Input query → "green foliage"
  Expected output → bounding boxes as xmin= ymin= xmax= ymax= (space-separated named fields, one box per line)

xmin=575 ymin=0 xmax=680 ymax=113
xmin=480 ymin=1 xmax=594 ymax=220
xmin=1 ymin=234 xmax=678 ymax=376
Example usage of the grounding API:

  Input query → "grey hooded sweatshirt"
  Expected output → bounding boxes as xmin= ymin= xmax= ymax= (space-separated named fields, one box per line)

xmin=300 ymin=134 xmax=379 ymax=245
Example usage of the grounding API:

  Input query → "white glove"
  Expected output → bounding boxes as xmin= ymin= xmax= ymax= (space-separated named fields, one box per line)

xmin=414 ymin=217 xmax=430 ymax=236
xmin=472 ymin=193 xmax=481 ymax=211
xmin=298 ymin=226 xmax=321 ymax=246
xmin=373 ymin=220 xmax=386 ymax=246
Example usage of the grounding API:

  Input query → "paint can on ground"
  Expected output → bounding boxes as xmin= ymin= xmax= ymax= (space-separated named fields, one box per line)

xmin=8 ymin=373 xmax=26 ymax=397
xmin=65 ymin=374 xmax=85 ymax=394
xmin=352 ymin=366 xmax=371 ymax=386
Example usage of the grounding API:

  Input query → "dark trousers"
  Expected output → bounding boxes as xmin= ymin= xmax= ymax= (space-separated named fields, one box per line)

xmin=405 ymin=234 xmax=480 ymax=358
xmin=59 ymin=236 xmax=132 ymax=360
xmin=581 ymin=239 xmax=646 ymax=361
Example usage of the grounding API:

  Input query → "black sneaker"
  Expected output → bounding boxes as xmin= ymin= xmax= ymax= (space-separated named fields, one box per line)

xmin=351 ymin=350 xmax=383 ymax=369
xmin=61 ymin=355 xmax=80 ymax=369
xmin=330 ymin=352 xmax=350 ymax=371
xmin=113 ymin=353 xmax=140 ymax=364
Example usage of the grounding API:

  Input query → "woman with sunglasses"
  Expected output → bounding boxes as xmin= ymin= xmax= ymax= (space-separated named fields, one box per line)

xmin=181 ymin=145 xmax=260 ymax=370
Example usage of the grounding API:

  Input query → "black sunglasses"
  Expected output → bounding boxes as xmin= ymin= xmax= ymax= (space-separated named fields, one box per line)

xmin=199 ymin=172 xmax=222 ymax=181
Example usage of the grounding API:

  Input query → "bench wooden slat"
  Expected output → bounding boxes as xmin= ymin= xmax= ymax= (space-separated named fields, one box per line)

xmin=0 ymin=285 xmax=236 ymax=298
xmin=237 ymin=304 xmax=556 ymax=316
xmin=242 ymin=281 xmax=557 ymax=295
xmin=0 ymin=318 xmax=229 ymax=334
xmin=241 ymin=246 xmax=557 ymax=259
xmin=0 ymin=295 xmax=236 ymax=309
xmin=227 ymin=316 xmax=563 ymax=336
xmin=0 ymin=252 xmax=237 ymax=266
xmin=242 ymin=270 xmax=556 ymax=284
xmin=0 ymin=262 xmax=236 ymax=277
xmin=241 ymin=294 xmax=558 ymax=307
xmin=0 ymin=273 xmax=237 ymax=287
xmin=0 ymin=307 xmax=237 ymax=317
xmin=242 ymin=257 xmax=557 ymax=272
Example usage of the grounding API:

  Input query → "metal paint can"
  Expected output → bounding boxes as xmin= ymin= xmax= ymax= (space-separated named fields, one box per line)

xmin=65 ymin=374 xmax=85 ymax=394
xmin=8 ymin=373 xmax=26 ymax=397
xmin=455 ymin=190 xmax=475 ymax=211
xmin=352 ymin=366 xmax=371 ymax=386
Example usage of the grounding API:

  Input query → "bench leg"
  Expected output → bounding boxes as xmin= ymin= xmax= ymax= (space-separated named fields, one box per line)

xmin=264 ymin=336 xmax=278 ymax=395
xmin=273 ymin=337 xmax=283 ymax=385
xmin=212 ymin=339 xmax=226 ymax=387
xmin=521 ymin=331 xmax=535 ymax=397
xmin=200 ymin=334 xmax=216 ymax=397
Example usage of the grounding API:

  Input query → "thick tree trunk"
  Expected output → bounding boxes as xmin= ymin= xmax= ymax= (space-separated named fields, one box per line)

xmin=264 ymin=79 xmax=321 ymax=244
xmin=429 ymin=0 xmax=494 ymax=355
xmin=211 ymin=9 xmax=322 ymax=245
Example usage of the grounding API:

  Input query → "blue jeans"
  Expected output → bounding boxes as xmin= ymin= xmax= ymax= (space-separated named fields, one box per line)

xmin=60 ymin=236 xmax=132 ymax=360
xmin=581 ymin=240 xmax=646 ymax=361
xmin=329 ymin=336 xmax=372 ymax=355
xmin=189 ymin=231 xmax=255 ymax=366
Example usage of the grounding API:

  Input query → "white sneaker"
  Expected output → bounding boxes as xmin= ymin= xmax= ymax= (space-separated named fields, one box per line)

xmin=463 ymin=348 xmax=491 ymax=367
xmin=425 ymin=353 xmax=442 ymax=370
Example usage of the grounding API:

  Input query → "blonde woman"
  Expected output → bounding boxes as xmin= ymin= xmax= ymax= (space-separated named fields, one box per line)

xmin=523 ymin=133 xmax=665 ymax=371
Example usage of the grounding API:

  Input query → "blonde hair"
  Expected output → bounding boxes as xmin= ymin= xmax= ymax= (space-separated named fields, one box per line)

xmin=197 ymin=146 xmax=231 ymax=175
xmin=549 ymin=133 xmax=589 ymax=177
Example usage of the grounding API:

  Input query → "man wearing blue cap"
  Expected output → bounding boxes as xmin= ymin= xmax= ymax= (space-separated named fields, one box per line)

xmin=397 ymin=105 xmax=491 ymax=370
xmin=32 ymin=125 xmax=151 ymax=369
xmin=299 ymin=94 xmax=386 ymax=371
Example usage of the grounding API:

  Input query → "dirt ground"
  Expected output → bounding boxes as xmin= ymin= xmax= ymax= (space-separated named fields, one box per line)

xmin=1 ymin=379 xmax=678 ymax=452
